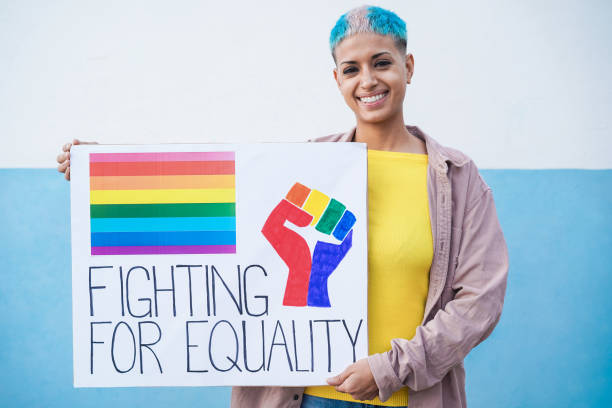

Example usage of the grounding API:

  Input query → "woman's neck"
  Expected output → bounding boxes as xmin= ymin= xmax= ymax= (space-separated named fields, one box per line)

xmin=354 ymin=116 xmax=427 ymax=154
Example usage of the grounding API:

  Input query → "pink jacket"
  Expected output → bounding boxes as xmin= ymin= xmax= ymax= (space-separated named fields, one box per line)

xmin=231 ymin=126 xmax=509 ymax=407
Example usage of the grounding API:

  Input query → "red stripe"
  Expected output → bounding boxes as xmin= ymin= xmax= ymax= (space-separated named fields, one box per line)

xmin=90 ymin=160 xmax=235 ymax=176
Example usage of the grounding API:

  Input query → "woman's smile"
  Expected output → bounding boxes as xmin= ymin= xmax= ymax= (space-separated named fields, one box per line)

xmin=356 ymin=90 xmax=389 ymax=108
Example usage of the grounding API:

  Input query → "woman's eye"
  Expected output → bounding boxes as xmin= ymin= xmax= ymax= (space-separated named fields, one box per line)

xmin=343 ymin=67 xmax=357 ymax=75
xmin=375 ymin=60 xmax=391 ymax=67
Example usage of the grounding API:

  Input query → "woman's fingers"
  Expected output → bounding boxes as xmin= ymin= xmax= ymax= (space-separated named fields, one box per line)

xmin=57 ymin=151 xmax=70 ymax=164
xmin=57 ymin=159 xmax=70 ymax=173
xmin=327 ymin=366 xmax=351 ymax=387
xmin=58 ymin=139 xmax=97 ymax=181
xmin=329 ymin=359 xmax=378 ymax=401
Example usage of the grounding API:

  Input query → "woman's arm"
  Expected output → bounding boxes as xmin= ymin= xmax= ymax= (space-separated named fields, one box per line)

xmin=367 ymin=168 xmax=509 ymax=401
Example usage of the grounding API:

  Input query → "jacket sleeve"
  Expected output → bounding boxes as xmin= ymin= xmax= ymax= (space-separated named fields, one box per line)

xmin=367 ymin=180 xmax=509 ymax=401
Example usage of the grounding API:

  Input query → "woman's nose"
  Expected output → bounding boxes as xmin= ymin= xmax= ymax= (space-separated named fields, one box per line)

xmin=359 ymin=68 xmax=377 ymax=88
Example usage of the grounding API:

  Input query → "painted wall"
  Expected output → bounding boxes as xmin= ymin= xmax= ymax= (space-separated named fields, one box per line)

xmin=2 ymin=170 xmax=610 ymax=407
xmin=1 ymin=1 xmax=611 ymax=407
xmin=1 ymin=0 xmax=611 ymax=169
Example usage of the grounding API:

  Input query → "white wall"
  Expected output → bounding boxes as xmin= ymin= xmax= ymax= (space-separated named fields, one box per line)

xmin=1 ymin=0 xmax=611 ymax=168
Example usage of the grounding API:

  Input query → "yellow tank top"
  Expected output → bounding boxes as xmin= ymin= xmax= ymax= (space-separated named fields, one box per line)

xmin=304 ymin=149 xmax=433 ymax=406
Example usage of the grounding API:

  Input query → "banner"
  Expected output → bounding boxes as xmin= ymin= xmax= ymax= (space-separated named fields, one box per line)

xmin=70 ymin=142 xmax=368 ymax=387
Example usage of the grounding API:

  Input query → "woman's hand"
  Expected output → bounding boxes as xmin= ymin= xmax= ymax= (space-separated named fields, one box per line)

xmin=56 ymin=139 xmax=97 ymax=181
xmin=326 ymin=358 xmax=379 ymax=401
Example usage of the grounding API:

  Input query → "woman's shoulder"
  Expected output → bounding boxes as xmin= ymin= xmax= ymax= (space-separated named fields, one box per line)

xmin=407 ymin=125 xmax=471 ymax=167
xmin=444 ymin=146 xmax=492 ymax=211
xmin=418 ymin=128 xmax=491 ymax=205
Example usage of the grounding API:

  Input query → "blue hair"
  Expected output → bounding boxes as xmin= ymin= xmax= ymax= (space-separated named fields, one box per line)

xmin=329 ymin=6 xmax=407 ymax=60
xmin=330 ymin=12 xmax=350 ymax=52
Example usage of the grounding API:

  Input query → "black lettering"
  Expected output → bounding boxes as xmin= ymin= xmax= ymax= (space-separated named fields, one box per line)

xmin=153 ymin=265 xmax=176 ymax=317
xmin=90 ymin=321 xmax=112 ymax=374
xmin=111 ymin=321 xmax=136 ymax=373
xmin=126 ymin=266 xmax=152 ymax=318
xmin=138 ymin=321 xmax=163 ymax=374
xmin=266 ymin=320 xmax=293 ymax=372
xmin=242 ymin=320 xmax=265 ymax=372
xmin=309 ymin=320 xmax=314 ymax=372
xmin=119 ymin=266 xmax=125 ymax=317
xmin=211 ymin=265 xmax=243 ymax=316
xmin=292 ymin=320 xmax=308 ymax=372
xmin=204 ymin=265 xmax=211 ymax=316
xmin=243 ymin=264 xmax=268 ymax=317
xmin=342 ymin=319 xmax=363 ymax=363
xmin=176 ymin=265 xmax=201 ymax=317
xmin=314 ymin=320 xmax=340 ymax=372
xmin=208 ymin=320 xmax=241 ymax=372
xmin=89 ymin=266 xmax=112 ymax=316
xmin=185 ymin=320 xmax=209 ymax=373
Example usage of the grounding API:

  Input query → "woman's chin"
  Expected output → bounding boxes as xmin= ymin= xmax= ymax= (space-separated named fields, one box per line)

xmin=356 ymin=111 xmax=395 ymax=126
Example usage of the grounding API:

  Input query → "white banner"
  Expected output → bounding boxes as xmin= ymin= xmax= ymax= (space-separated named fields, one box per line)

xmin=70 ymin=142 xmax=368 ymax=387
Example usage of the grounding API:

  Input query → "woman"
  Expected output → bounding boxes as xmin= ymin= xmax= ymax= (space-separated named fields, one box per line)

xmin=57 ymin=5 xmax=508 ymax=408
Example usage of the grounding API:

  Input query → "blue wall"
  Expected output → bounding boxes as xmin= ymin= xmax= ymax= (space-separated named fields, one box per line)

xmin=0 ymin=169 xmax=610 ymax=407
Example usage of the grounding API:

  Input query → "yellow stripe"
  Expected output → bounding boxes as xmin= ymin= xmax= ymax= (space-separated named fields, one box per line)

xmin=302 ymin=190 xmax=330 ymax=226
xmin=90 ymin=188 xmax=236 ymax=205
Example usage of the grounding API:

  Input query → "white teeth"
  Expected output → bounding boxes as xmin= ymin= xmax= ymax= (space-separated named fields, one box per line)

xmin=359 ymin=92 xmax=387 ymax=103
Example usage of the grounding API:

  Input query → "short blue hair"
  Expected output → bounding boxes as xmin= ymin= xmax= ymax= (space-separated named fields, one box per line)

xmin=330 ymin=5 xmax=407 ymax=61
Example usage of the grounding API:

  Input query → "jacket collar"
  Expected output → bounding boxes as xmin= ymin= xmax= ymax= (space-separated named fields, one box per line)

xmin=338 ymin=125 xmax=470 ymax=173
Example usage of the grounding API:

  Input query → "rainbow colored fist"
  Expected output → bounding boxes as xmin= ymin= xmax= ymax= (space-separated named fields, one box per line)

xmin=261 ymin=182 xmax=356 ymax=307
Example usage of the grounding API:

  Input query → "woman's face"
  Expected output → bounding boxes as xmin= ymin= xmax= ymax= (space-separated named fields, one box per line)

xmin=333 ymin=33 xmax=414 ymax=126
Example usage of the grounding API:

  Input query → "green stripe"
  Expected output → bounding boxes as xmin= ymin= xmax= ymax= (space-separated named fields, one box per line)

xmin=315 ymin=199 xmax=346 ymax=235
xmin=90 ymin=203 xmax=236 ymax=218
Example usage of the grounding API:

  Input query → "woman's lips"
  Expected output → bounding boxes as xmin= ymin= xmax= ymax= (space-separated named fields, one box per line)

xmin=357 ymin=91 xmax=389 ymax=108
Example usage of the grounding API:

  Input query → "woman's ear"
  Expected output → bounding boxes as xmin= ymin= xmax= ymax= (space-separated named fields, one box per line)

xmin=333 ymin=67 xmax=340 ymax=88
xmin=405 ymin=53 xmax=414 ymax=84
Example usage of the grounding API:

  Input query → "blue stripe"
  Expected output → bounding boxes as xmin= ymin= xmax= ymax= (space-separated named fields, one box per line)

xmin=332 ymin=210 xmax=356 ymax=241
xmin=90 ymin=217 xmax=236 ymax=233
xmin=91 ymin=230 xmax=236 ymax=246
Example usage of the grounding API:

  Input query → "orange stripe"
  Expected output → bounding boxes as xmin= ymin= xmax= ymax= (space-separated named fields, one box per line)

xmin=90 ymin=175 xmax=235 ymax=190
xmin=286 ymin=182 xmax=311 ymax=207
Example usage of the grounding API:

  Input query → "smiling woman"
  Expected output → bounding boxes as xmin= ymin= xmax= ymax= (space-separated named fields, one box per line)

xmin=230 ymin=5 xmax=508 ymax=408
xmin=54 ymin=4 xmax=509 ymax=408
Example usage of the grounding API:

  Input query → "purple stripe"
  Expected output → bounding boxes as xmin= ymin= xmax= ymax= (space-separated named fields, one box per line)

xmin=91 ymin=245 xmax=236 ymax=255
xmin=89 ymin=152 xmax=235 ymax=163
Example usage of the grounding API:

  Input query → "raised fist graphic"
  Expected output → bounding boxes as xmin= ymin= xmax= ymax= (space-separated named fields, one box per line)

xmin=261 ymin=182 xmax=356 ymax=307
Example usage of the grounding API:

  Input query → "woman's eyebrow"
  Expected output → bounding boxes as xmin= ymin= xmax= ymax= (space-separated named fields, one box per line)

xmin=340 ymin=51 xmax=392 ymax=66
xmin=371 ymin=51 xmax=392 ymax=59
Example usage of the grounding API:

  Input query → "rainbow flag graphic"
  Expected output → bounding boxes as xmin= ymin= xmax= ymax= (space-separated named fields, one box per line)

xmin=88 ymin=152 xmax=236 ymax=255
